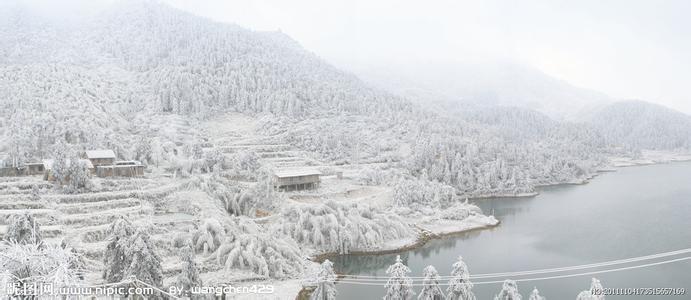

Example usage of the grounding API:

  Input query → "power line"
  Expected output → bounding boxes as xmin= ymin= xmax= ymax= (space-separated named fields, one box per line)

xmin=327 ymin=256 xmax=691 ymax=286
xmin=336 ymin=248 xmax=691 ymax=280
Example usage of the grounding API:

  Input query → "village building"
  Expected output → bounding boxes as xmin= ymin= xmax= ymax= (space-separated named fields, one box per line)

xmin=84 ymin=150 xmax=116 ymax=167
xmin=96 ymin=161 xmax=145 ymax=178
xmin=0 ymin=162 xmax=46 ymax=177
xmin=273 ymin=169 xmax=321 ymax=191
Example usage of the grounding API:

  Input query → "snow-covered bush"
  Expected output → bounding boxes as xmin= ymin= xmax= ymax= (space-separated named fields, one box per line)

xmin=383 ymin=255 xmax=415 ymax=300
xmin=0 ymin=241 xmax=83 ymax=297
xmin=187 ymin=176 xmax=273 ymax=217
xmin=440 ymin=202 xmax=483 ymax=221
xmin=277 ymin=200 xmax=412 ymax=254
xmin=393 ymin=176 xmax=458 ymax=209
xmin=5 ymin=212 xmax=42 ymax=244
xmin=192 ymin=218 xmax=226 ymax=254
xmin=227 ymin=150 xmax=261 ymax=178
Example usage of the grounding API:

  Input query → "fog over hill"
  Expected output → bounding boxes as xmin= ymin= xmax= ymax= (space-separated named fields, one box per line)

xmin=346 ymin=61 xmax=613 ymax=121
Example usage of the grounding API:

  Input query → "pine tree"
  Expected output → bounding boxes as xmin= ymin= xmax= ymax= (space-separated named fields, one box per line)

xmin=528 ymin=288 xmax=545 ymax=300
xmin=177 ymin=244 xmax=203 ymax=298
xmin=446 ymin=256 xmax=475 ymax=300
xmin=5 ymin=212 xmax=42 ymax=245
xmin=125 ymin=228 xmax=163 ymax=287
xmin=417 ymin=265 xmax=444 ymax=300
xmin=576 ymin=278 xmax=605 ymax=300
xmin=103 ymin=218 xmax=135 ymax=282
xmin=310 ymin=259 xmax=337 ymax=300
xmin=383 ymin=255 xmax=415 ymax=300
xmin=494 ymin=280 xmax=522 ymax=300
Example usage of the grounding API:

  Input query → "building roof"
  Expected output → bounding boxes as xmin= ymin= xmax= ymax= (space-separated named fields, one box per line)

xmin=274 ymin=169 xmax=322 ymax=178
xmin=85 ymin=150 xmax=116 ymax=159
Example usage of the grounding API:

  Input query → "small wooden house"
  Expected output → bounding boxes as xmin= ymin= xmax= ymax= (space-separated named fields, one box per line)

xmin=273 ymin=169 xmax=321 ymax=191
xmin=96 ymin=161 xmax=145 ymax=178
xmin=24 ymin=163 xmax=46 ymax=175
xmin=85 ymin=150 xmax=116 ymax=167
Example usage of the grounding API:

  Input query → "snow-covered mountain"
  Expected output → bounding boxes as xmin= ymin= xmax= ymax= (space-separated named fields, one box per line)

xmin=347 ymin=61 xmax=612 ymax=121
xmin=586 ymin=100 xmax=691 ymax=150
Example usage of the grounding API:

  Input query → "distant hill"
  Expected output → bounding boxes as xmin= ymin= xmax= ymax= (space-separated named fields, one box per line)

xmin=586 ymin=100 xmax=691 ymax=150
xmin=347 ymin=61 xmax=611 ymax=120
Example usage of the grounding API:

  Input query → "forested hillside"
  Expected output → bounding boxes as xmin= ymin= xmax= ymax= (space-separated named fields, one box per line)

xmin=587 ymin=100 xmax=691 ymax=150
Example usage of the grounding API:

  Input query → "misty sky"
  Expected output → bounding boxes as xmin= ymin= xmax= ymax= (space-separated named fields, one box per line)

xmin=15 ymin=0 xmax=691 ymax=114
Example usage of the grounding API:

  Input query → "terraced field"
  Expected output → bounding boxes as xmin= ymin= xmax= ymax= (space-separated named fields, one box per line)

xmin=0 ymin=175 xmax=197 ymax=281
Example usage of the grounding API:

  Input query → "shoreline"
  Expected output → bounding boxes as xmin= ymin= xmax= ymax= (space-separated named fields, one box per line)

xmin=311 ymin=219 xmax=501 ymax=263
xmin=293 ymin=157 xmax=691 ymax=299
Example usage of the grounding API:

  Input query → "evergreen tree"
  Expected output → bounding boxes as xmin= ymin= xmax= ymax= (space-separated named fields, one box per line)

xmin=418 ymin=265 xmax=444 ymax=300
xmin=494 ymin=280 xmax=522 ymax=300
xmin=576 ymin=278 xmax=605 ymax=300
xmin=383 ymin=255 xmax=415 ymax=300
xmin=446 ymin=256 xmax=475 ymax=300
xmin=310 ymin=259 xmax=337 ymax=300
xmin=528 ymin=288 xmax=544 ymax=300
xmin=177 ymin=244 xmax=203 ymax=298
xmin=125 ymin=228 xmax=163 ymax=287
xmin=103 ymin=218 xmax=135 ymax=282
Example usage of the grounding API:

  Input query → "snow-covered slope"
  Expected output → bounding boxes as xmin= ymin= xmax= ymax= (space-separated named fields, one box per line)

xmin=586 ymin=100 xmax=691 ymax=150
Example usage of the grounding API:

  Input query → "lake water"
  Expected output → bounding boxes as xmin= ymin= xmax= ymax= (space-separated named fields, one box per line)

xmin=332 ymin=162 xmax=691 ymax=299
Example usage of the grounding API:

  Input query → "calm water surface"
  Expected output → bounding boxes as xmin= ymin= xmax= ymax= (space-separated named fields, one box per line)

xmin=332 ymin=162 xmax=691 ymax=299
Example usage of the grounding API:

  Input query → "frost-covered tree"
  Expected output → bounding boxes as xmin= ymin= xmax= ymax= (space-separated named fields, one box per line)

xmin=125 ymin=228 xmax=163 ymax=288
xmin=418 ymin=265 xmax=444 ymax=300
xmin=5 ymin=212 xmax=42 ymax=245
xmin=177 ymin=244 xmax=203 ymax=298
xmin=576 ymin=278 xmax=605 ymax=300
xmin=30 ymin=185 xmax=41 ymax=201
xmin=134 ymin=136 xmax=153 ymax=164
xmin=51 ymin=142 xmax=72 ymax=185
xmin=494 ymin=280 xmax=522 ymax=300
xmin=310 ymin=259 xmax=337 ymax=300
xmin=528 ymin=288 xmax=544 ymax=300
xmin=67 ymin=158 xmax=92 ymax=192
xmin=278 ymin=200 xmax=412 ymax=254
xmin=383 ymin=255 xmax=415 ymax=300
xmin=192 ymin=218 xmax=226 ymax=254
xmin=446 ymin=256 xmax=475 ymax=300
xmin=215 ymin=230 xmax=303 ymax=279
xmin=103 ymin=218 xmax=135 ymax=282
